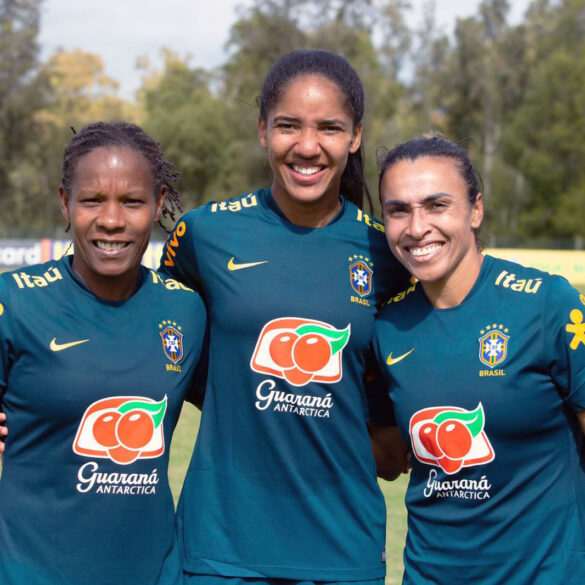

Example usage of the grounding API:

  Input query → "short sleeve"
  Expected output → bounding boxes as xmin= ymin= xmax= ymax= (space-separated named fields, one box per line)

xmin=545 ymin=277 xmax=585 ymax=412
xmin=158 ymin=209 xmax=201 ymax=290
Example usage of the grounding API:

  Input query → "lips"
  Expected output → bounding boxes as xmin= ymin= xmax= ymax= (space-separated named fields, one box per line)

xmin=289 ymin=164 xmax=325 ymax=183
xmin=93 ymin=240 xmax=130 ymax=252
xmin=404 ymin=242 xmax=445 ymax=264
xmin=292 ymin=165 xmax=323 ymax=176
xmin=408 ymin=243 xmax=444 ymax=257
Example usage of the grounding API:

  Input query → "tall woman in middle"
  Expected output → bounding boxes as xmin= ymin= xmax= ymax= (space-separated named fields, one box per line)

xmin=161 ymin=49 xmax=409 ymax=585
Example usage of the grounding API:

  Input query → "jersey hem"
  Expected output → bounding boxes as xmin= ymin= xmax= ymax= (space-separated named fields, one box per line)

xmin=182 ymin=560 xmax=387 ymax=581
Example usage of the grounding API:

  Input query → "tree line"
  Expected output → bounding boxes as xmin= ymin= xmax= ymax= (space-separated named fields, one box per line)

xmin=1 ymin=0 xmax=584 ymax=246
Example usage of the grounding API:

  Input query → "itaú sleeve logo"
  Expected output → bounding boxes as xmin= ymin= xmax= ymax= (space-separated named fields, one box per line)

xmin=250 ymin=318 xmax=350 ymax=386
xmin=73 ymin=396 xmax=167 ymax=465
xmin=409 ymin=403 xmax=495 ymax=475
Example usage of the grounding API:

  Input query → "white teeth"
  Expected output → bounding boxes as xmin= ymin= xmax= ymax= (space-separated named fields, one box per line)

xmin=410 ymin=244 xmax=442 ymax=257
xmin=293 ymin=166 xmax=321 ymax=176
xmin=95 ymin=241 xmax=127 ymax=251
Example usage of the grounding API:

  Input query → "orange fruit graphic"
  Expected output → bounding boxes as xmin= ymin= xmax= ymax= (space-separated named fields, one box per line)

xmin=436 ymin=456 xmax=464 ymax=474
xmin=419 ymin=422 xmax=442 ymax=458
xmin=108 ymin=444 xmax=141 ymax=464
xmin=283 ymin=367 xmax=314 ymax=385
xmin=93 ymin=411 xmax=121 ymax=448
xmin=292 ymin=334 xmax=331 ymax=373
xmin=269 ymin=332 xmax=298 ymax=368
xmin=436 ymin=420 xmax=472 ymax=460
xmin=117 ymin=410 xmax=155 ymax=450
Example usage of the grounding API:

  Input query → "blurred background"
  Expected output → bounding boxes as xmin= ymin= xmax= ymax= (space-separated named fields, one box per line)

xmin=2 ymin=0 xmax=584 ymax=273
xmin=2 ymin=3 xmax=584 ymax=581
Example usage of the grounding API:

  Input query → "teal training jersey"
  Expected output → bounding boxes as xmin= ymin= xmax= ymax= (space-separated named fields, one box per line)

xmin=0 ymin=256 xmax=206 ymax=585
xmin=371 ymin=255 xmax=585 ymax=584
xmin=160 ymin=188 xmax=410 ymax=580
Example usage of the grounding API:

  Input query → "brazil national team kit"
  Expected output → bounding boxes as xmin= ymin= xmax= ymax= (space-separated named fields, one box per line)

xmin=372 ymin=255 xmax=585 ymax=584
xmin=160 ymin=188 xmax=409 ymax=581
xmin=0 ymin=256 xmax=206 ymax=585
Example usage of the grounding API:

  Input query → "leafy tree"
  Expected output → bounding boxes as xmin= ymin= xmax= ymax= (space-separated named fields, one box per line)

xmin=0 ymin=0 xmax=47 ymax=232
xmin=140 ymin=50 xmax=234 ymax=208
xmin=8 ymin=47 xmax=134 ymax=232
xmin=502 ymin=0 xmax=585 ymax=239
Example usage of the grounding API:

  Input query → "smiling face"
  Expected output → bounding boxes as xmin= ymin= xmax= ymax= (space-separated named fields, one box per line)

xmin=380 ymin=156 xmax=484 ymax=307
xmin=59 ymin=146 xmax=164 ymax=300
xmin=258 ymin=74 xmax=362 ymax=227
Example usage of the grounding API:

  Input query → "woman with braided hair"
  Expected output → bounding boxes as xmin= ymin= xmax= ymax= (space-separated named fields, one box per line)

xmin=0 ymin=121 xmax=206 ymax=585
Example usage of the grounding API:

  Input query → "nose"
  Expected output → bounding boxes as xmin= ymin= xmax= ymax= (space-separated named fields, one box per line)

xmin=407 ymin=207 xmax=429 ymax=239
xmin=294 ymin=128 xmax=320 ymax=157
xmin=96 ymin=201 xmax=125 ymax=231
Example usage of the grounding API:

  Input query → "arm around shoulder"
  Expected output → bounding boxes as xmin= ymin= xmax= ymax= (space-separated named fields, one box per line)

xmin=368 ymin=423 xmax=410 ymax=481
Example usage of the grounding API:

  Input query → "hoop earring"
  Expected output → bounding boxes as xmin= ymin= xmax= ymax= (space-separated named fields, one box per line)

xmin=65 ymin=223 xmax=71 ymax=233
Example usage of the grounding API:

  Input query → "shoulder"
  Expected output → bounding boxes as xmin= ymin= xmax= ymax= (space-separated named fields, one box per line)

xmin=341 ymin=200 xmax=395 ymax=264
xmin=145 ymin=268 xmax=202 ymax=299
xmin=378 ymin=280 xmax=422 ymax=316
xmin=0 ymin=258 xmax=67 ymax=295
xmin=142 ymin=268 xmax=207 ymax=321
xmin=164 ymin=189 xmax=267 ymax=252
xmin=178 ymin=189 xmax=266 ymax=229
xmin=485 ymin=255 xmax=562 ymax=300
xmin=0 ymin=259 xmax=69 ymax=330
xmin=343 ymin=199 xmax=387 ymax=237
xmin=161 ymin=189 xmax=268 ymax=275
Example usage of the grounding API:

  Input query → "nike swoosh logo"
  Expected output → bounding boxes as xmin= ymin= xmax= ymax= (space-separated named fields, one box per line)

xmin=50 ymin=338 xmax=90 ymax=352
xmin=227 ymin=257 xmax=268 ymax=271
xmin=386 ymin=348 xmax=414 ymax=366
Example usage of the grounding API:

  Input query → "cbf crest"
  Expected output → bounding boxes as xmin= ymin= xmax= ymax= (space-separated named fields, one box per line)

xmin=478 ymin=324 xmax=509 ymax=368
xmin=348 ymin=254 xmax=374 ymax=297
xmin=159 ymin=320 xmax=184 ymax=364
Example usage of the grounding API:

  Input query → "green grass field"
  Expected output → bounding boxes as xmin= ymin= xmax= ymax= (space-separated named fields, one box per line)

xmin=169 ymin=403 xmax=409 ymax=585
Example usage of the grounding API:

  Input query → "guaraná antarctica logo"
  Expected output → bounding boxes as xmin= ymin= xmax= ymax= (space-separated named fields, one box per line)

xmin=251 ymin=317 xmax=350 ymax=387
xmin=73 ymin=395 xmax=167 ymax=465
xmin=409 ymin=403 xmax=495 ymax=475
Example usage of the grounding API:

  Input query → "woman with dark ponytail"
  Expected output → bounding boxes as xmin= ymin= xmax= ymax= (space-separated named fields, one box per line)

xmin=160 ymin=50 xmax=409 ymax=585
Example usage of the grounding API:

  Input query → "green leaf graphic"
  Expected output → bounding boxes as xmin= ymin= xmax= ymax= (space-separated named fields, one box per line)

xmin=295 ymin=324 xmax=350 ymax=355
xmin=118 ymin=395 xmax=168 ymax=429
xmin=434 ymin=403 xmax=484 ymax=437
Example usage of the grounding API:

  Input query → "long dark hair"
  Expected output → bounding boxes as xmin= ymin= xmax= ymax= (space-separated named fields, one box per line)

xmin=259 ymin=49 xmax=372 ymax=211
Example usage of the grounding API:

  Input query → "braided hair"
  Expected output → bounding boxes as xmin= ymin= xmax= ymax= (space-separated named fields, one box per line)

xmin=61 ymin=121 xmax=181 ymax=232
xmin=258 ymin=50 xmax=372 ymax=212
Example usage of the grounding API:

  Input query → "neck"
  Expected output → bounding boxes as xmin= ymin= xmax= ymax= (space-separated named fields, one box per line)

xmin=271 ymin=187 xmax=342 ymax=228
xmin=422 ymin=252 xmax=484 ymax=309
xmin=72 ymin=257 xmax=140 ymax=301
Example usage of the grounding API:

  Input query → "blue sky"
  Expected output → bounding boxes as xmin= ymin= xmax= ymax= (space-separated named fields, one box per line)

xmin=39 ymin=0 xmax=531 ymax=100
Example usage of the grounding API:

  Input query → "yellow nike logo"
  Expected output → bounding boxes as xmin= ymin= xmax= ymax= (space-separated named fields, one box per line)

xmin=386 ymin=348 xmax=414 ymax=366
xmin=227 ymin=257 xmax=268 ymax=271
xmin=50 ymin=338 xmax=90 ymax=352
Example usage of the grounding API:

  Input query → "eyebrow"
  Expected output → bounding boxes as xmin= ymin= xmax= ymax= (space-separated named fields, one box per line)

xmin=272 ymin=115 xmax=348 ymax=127
xmin=383 ymin=192 xmax=453 ymax=207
